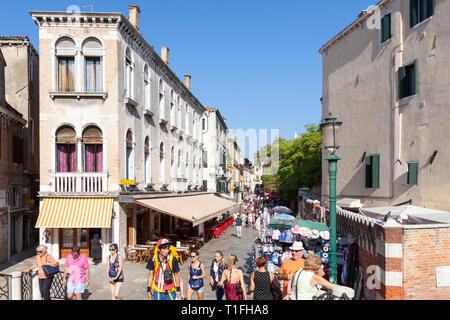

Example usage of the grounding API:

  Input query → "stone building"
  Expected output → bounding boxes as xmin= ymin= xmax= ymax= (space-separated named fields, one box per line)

xmin=0 ymin=36 xmax=39 ymax=263
xmin=30 ymin=5 xmax=237 ymax=261
xmin=320 ymin=0 xmax=450 ymax=211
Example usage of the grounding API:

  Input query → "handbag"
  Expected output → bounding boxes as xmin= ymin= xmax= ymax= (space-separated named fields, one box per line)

xmin=189 ymin=262 xmax=204 ymax=290
xmin=236 ymin=282 xmax=243 ymax=295
xmin=42 ymin=265 xmax=60 ymax=276
xmin=108 ymin=255 xmax=118 ymax=278
xmin=270 ymin=276 xmax=282 ymax=300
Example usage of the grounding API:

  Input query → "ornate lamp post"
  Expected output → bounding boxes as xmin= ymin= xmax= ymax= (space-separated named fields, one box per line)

xmin=320 ymin=113 xmax=342 ymax=284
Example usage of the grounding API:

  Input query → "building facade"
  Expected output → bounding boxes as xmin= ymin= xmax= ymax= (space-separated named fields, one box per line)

xmin=30 ymin=6 xmax=216 ymax=260
xmin=201 ymin=107 xmax=228 ymax=194
xmin=320 ymin=0 xmax=450 ymax=211
xmin=227 ymin=137 xmax=243 ymax=203
xmin=0 ymin=36 xmax=40 ymax=263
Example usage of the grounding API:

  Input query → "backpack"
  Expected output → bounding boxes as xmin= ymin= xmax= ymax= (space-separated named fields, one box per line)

xmin=151 ymin=246 xmax=178 ymax=293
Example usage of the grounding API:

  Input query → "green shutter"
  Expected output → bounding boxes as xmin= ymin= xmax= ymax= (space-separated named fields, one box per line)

xmin=203 ymin=180 xmax=208 ymax=191
xmin=365 ymin=156 xmax=372 ymax=188
xmin=408 ymin=163 xmax=419 ymax=185
xmin=411 ymin=62 xmax=417 ymax=95
xmin=398 ymin=66 xmax=406 ymax=99
xmin=382 ymin=14 xmax=391 ymax=43
xmin=410 ymin=0 xmax=419 ymax=27
xmin=372 ymin=155 xmax=380 ymax=189
xmin=427 ymin=0 xmax=435 ymax=17
xmin=203 ymin=151 xmax=208 ymax=168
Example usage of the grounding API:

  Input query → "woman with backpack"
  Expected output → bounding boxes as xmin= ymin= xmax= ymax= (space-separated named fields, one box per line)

xmin=186 ymin=251 xmax=206 ymax=300
xmin=106 ymin=243 xmax=124 ymax=300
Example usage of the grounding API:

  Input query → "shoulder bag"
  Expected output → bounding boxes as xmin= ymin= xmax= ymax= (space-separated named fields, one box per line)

xmin=42 ymin=255 xmax=59 ymax=276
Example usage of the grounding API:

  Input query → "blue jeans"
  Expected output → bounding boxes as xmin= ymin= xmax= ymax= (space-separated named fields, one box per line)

xmin=215 ymin=285 xmax=225 ymax=300
xmin=152 ymin=291 xmax=177 ymax=300
xmin=39 ymin=277 xmax=54 ymax=300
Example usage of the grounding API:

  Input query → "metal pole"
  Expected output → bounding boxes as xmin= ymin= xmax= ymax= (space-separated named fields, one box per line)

xmin=327 ymin=154 xmax=340 ymax=284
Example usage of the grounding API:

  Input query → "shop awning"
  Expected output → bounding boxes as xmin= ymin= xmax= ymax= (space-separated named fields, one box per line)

xmin=136 ymin=194 xmax=239 ymax=227
xmin=36 ymin=197 xmax=114 ymax=228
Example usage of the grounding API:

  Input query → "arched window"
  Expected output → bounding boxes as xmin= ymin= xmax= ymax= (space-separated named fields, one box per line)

xmin=125 ymin=48 xmax=134 ymax=98
xmin=144 ymin=65 xmax=150 ymax=109
xmin=82 ymin=126 xmax=103 ymax=172
xmin=82 ymin=37 xmax=103 ymax=92
xmin=144 ymin=137 xmax=151 ymax=184
xmin=170 ymin=147 xmax=175 ymax=179
xmin=177 ymin=149 xmax=182 ymax=178
xmin=56 ymin=37 xmax=76 ymax=92
xmin=185 ymin=105 xmax=189 ymax=134
xmin=185 ymin=153 xmax=190 ymax=181
xmin=159 ymin=142 xmax=165 ymax=183
xmin=159 ymin=79 xmax=165 ymax=120
xmin=126 ymin=130 xmax=134 ymax=180
xmin=56 ymin=126 xmax=77 ymax=172
xmin=170 ymin=90 xmax=175 ymax=126
xmin=177 ymin=96 xmax=181 ymax=129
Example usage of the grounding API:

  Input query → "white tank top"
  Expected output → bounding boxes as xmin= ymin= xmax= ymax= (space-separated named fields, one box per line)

xmin=292 ymin=269 xmax=320 ymax=300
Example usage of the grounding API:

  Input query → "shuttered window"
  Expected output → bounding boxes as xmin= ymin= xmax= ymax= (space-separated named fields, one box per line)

xmin=381 ymin=13 xmax=391 ymax=43
xmin=411 ymin=0 xmax=434 ymax=27
xmin=407 ymin=162 xmax=419 ymax=185
xmin=398 ymin=62 xmax=417 ymax=99
xmin=203 ymin=151 xmax=208 ymax=168
xmin=365 ymin=155 xmax=380 ymax=189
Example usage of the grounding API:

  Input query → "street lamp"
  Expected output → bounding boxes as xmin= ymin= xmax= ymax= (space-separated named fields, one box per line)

xmin=320 ymin=113 xmax=342 ymax=284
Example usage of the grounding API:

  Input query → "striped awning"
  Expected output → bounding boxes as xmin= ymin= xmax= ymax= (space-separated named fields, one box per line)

xmin=36 ymin=198 xmax=114 ymax=228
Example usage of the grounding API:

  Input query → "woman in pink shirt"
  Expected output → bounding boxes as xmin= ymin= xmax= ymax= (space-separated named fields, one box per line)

xmin=24 ymin=245 xmax=59 ymax=300
xmin=63 ymin=247 xmax=90 ymax=300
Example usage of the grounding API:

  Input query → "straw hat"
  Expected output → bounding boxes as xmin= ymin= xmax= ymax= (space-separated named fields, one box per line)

xmin=291 ymin=225 xmax=301 ymax=235
xmin=289 ymin=241 xmax=304 ymax=251
xmin=310 ymin=229 xmax=320 ymax=239
xmin=299 ymin=227 xmax=311 ymax=237
xmin=320 ymin=231 xmax=330 ymax=240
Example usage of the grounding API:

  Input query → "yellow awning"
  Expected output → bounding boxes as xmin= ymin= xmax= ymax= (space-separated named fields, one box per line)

xmin=36 ymin=198 xmax=114 ymax=228
xmin=136 ymin=194 xmax=239 ymax=227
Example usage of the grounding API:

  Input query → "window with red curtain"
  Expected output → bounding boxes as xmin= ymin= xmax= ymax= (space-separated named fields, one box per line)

xmin=84 ymin=144 xmax=103 ymax=172
xmin=57 ymin=144 xmax=77 ymax=172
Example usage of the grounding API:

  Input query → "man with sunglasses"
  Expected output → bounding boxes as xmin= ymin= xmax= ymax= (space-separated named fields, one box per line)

xmin=277 ymin=241 xmax=305 ymax=298
xmin=63 ymin=247 xmax=90 ymax=300
xmin=146 ymin=238 xmax=182 ymax=300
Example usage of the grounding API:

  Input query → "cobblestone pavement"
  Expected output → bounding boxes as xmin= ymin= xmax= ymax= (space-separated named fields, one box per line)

xmin=0 ymin=225 xmax=258 ymax=300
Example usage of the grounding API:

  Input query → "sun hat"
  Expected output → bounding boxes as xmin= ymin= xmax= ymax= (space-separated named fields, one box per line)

xmin=289 ymin=241 xmax=304 ymax=251
xmin=310 ymin=229 xmax=320 ymax=239
xmin=320 ymin=231 xmax=330 ymax=241
xmin=299 ymin=227 xmax=311 ymax=237
xmin=291 ymin=225 xmax=301 ymax=235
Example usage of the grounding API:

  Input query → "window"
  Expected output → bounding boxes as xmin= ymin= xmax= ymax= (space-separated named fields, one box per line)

xmin=177 ymin=150 xmax=182 ymax=178
xmin=202 ymin=118 xmax=206 ymax=131
xmin=159 ymin=79 xmax=165 ymax=120
xmin=203 ymin=150 xmax=208 ymax=168
xmin=410 ymin=0 xmax=434 ymax=27
xmin=203 ymin=180 xmax=208 ymax=192
xmin=83 ymin=126 xmax=103 ymax=172
xmin=380 ymin=13 xmax=391 ymax=43
xmin=13 ymin=135 xmax=24 ymax=164
xmin=186 ymin=153 xmax=190 ymax=181
xmin=125 ymin=48 xmax=134 ymax=98
xmin=398 ymin=62 xmax=417 ymax=99
xmin=30 ymin=119 xmax=35 ymax=155
xmin=170 ymin=147 xmax=175 ymax=179
xmin=58 ymin=57 xmax=75 ymax=92
xmin=365 ymin=155 xmax=380 ymax=189
xmin=160 ymin=143 xmax=165 ymax=183
xmin=56 ymin=126 xmax=77 ymax=172
xmin=126 ymin=130 xmax=134 ymax=180
xmin=144 ymin=137 xmax=151 ymax=184
xmin=83 ymin=38 xmax=103 ymax=92
xmin=170 ymin=90 xmax=176 ymax=126
xmin=407 ymin=162 xmax=419 ymax=185
xmin=177 ymin=97 xmax=181 ymax=129
xmin=185 ymin=106 xmax=189 ymax=134
xmin=144 ymin=65 xmax=150 ymax=109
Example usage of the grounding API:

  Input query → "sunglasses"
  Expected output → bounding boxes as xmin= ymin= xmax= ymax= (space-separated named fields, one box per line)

xmin=291 ymin=250 xmax=302 ymax=252
xmin=110 ymin=249 xmax=116 ymax=251
xmin=191 ymin=255 xmax=197 ymax=258
xmin=36 ymin=251 xmax=42 ymax=254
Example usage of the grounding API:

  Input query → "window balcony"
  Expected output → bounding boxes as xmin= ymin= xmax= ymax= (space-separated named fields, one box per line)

xmin=50 ymin=91 xmax=108 ymax=100
xmin=50 ymin=172 xmax=108 ymax=194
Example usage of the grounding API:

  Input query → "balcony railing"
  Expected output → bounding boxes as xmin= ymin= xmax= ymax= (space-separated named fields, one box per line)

xmin=50 ymin=172 xmax=108 ymax=193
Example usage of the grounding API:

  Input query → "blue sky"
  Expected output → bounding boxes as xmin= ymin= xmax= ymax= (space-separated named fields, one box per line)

xmin=1 ymin=0 xmax=376 ymax=160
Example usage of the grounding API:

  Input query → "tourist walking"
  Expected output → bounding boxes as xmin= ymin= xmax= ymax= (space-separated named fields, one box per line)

xmin=186 ymin=251 xmax=206 ymax=300
xmin=90 ymin=233 xmax=103 ymax=265
xmin=210 ymin=250 xmax=228 ymax=300
xmin=106 ymin=244 xmax=124 ymax=300
xmin=285 ymin=253 xmax=338 ymax=300
xmin=63 ymin=247 xmax=90 ymax=300
xmin=147 ymin=238 xmax=182 ymax=300
xmin=247 ymin=257 xmax=274 ymax=300
xmin=218 ymin=254 xmax=247 ymax=300
xmin=24 ymin=245 xmax=59 ymax=300
xmin=277 ymin=241 xmax=305 ymax=298
xmin=235 ymin=215 xmax=243 ymax=238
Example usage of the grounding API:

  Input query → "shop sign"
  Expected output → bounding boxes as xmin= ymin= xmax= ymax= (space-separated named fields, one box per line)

xmin=436 ymin=266 xmax=450 ymax=287
xmin=23 ymin=199 xmax=35 ymax=205
xmin=120 ymin=180 xmax=135 ymax=185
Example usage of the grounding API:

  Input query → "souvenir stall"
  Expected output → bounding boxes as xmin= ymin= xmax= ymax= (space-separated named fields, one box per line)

xmin=253 ymin=213 xmax=331 ymax=278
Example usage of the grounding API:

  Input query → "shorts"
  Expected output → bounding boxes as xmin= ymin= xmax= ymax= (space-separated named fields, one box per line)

xmin=67 ymin=282 xmax=86 ymax=294
xmin=188 ymin=283 xmax=205 ymax=292
xmin=152 ymin=291 xmax=178 ymax=300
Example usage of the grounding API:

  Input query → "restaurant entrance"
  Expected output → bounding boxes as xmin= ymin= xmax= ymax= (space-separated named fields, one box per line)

xmin=60 ymin=228 xmax=91 ymax=258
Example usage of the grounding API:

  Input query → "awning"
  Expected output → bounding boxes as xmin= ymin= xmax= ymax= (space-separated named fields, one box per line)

xmin=36 ymin=198 xmax=114 ymax=228
xmin=136 ymin=194 xmax=239 ymax=227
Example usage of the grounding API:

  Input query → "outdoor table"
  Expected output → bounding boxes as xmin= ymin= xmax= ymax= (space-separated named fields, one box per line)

xmin=175 ymin=247 xmax=190 ymax=264
xmin=131 ymin=247 xmax=147 ymax=263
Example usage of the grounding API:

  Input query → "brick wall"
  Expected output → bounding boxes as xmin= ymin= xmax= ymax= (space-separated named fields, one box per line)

xmin=403 ymin=227 xmax=450 ymax=300
xmin=0 ymin=214 xmax=7 ymax=263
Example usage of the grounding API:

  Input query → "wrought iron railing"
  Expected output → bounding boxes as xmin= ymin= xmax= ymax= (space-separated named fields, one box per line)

xmin=0 ymin=274 xmax=11 ymax=300
xmin=50 ymin=272 xmax=68 ymax=300
xmin=21 ymin=272 xmax=33 ymax=301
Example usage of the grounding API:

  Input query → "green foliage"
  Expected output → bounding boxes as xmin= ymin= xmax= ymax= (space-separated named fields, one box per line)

xmin=260 ymin=124 xmax=322 ymax=203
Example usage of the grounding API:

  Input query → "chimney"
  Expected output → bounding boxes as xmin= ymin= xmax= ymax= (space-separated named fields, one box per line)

xmin=129 ymin=5 xmax=141 ymax=31
xmin=184 ymin=75 xmax=191 ymax=90
xmin=161 ymin=47 xmax=169 ymax=65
